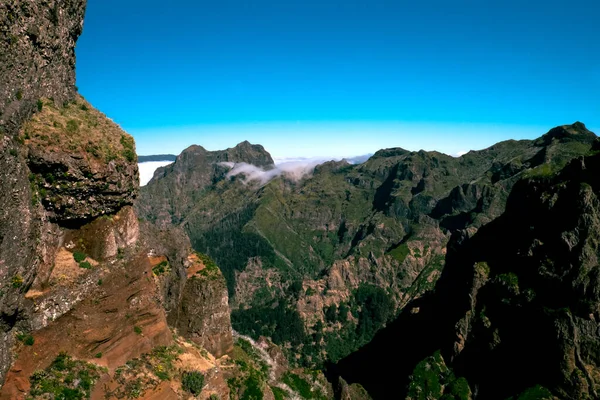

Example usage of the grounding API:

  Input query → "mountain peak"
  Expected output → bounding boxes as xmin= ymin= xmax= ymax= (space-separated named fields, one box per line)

xmin=226 ymin=141 xmax=274 ymax=167
xmin=536 ymin=121 xmax=596 ymax=146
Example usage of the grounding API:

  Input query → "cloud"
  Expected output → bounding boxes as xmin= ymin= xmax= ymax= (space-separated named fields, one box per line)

xmin=138 ymin=161 xmax=173 ymax=186
xmin=453 ymin=150 xmax=469 ymax=157
xmin=220 ymin=159 xmax=326 ymax=185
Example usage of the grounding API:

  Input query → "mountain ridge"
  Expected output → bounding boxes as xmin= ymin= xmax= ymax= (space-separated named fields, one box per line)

xmin=139 ymin=122 xmax=597 ymax=372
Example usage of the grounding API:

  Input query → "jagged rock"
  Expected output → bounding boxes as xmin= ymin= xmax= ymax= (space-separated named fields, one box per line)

xmin=169 ymin=253 xmax=234 ymax=358
xmin=0 ymin=0 xmax=88 ymax=385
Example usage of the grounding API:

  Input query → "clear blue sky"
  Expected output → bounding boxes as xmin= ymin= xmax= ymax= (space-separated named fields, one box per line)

xmin=76 ymin=0 xmax=600 ymax=158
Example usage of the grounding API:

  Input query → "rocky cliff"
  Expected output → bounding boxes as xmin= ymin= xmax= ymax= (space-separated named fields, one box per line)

xmin=0 ymin=0 xmax=88 ymax=384
xmin=333 ymin=137 xmax=600 ymax=399
xmin=139 ymin=122 xmax=597 ymax=368
xmin=0 ymin=2 xmax=244 ymax=399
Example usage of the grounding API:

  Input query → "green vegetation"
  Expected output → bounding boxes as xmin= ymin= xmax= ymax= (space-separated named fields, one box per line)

xmin=11 ymin=275 xmax=24 ymax=288
xmin=511 ymin=385 xmax=553 ymax=400
xmin=79 ymin=261 xmax=92 ymax=269
xmin=112 ymin=345 xmax=182 ymax=398
xmin=66 ymin=119 xmax=79 ymax=134
xmin=181 ymin=371 xmax=204 ymax=395
xmin=152 ymin=260 xmax=170 ymax=276
xmin=388 ymin=243 xmax=410 ymax=263
xmin=29 ymin=352 xmax=104 ymax=399
xmin=22 ymin=96 xmax=137 ymax=164
xmin=283 ymin=373 xmax=313 ymax=399
xmin=271 ymin=386 xmax=288 ymax=400
xmin=134 ymin=326 xmax=142 ymax=335
xmin=94 ymin=352 xmax=102 ymax=359
xmin=195 ymin=252 xmax=221 ymax=278
xmin=120 ymin=134 xmax=136 ymax=162
xmin=17 ymin=332 xmax=35 ymax=346
xmin=406 ymin=351 xmax=471 ymax=400
xmin=241 ymin=374 xmax=263 ymax=400
xmin=16 ymin=89 xmax=23 ymax=100
xmin=231 ymin=300 xmax=306 ymax=346
xmin=73 ymin=251 xmax=87 ymax=263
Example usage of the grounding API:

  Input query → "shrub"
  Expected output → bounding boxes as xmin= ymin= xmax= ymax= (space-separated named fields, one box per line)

xmin=17 ymin=333 xmax=35 ymax=346
xmin=94 ymin=352 xmax=102 ymax=358
xmin=79 ymin=261 xmax=92 ymax=269
xmin=152 ymin=260 xmax=169 ymax=276
xmin=73 ymin=251 xmax=87 ymax=263
xmin=181 ymin=371 xmax=204 ymax=395
xmin=11 ymin=275 xmax=23 ymax=288
xmin=134 ymin=326 xmax=142 ymax=335
xmin=16 ymin=90 xmax=23 ymax=100
xmin=122 ymin=149 xmax=136 ymax=162
xmin=37 ymin=99 xmax=43 ymax=111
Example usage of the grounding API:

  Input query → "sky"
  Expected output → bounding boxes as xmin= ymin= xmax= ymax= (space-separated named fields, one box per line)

xmin=76 ymin=0 xmax=600 ymax=158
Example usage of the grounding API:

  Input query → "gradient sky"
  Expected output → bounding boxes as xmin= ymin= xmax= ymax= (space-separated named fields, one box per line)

xmin=76 ymin=0 xmax=600 ymax=158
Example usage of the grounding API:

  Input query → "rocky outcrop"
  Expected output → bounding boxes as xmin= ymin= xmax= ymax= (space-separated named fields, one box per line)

xmin=169 ymin=253 xmax=234 ymax=358
xmin=0 ymin=0 xmax=85 ymax=136
xmin=0 ymin=0 xmax=88 ymax=385
xmin=333 ymin=141 xmax=600 ymax=399
xmin=24 ymin=96 xmax=139 ymax=225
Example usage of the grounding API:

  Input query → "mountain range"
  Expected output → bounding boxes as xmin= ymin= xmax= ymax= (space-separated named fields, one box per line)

xmin=2 ymin=1 xmax=600 ymax=399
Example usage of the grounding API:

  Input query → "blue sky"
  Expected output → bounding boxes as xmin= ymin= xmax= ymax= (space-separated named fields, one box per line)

xmin=76 ymin=0 xmax=600 ymax=158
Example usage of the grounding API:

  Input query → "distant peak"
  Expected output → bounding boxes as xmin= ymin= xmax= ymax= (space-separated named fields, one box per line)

xmin=371 ymin=147 xmax=410 ymax=159
xmin=234 ymin=140 xmax=253 ymax=148
xmin=536 ymin=122 xmax=596 ymax=146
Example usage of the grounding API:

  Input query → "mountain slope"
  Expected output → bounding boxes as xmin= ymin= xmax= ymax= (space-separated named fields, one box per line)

xmin=334 ymin=137 xmax=600 ymax=399
xmin=138 ymin=123 xmax=597 ymax=367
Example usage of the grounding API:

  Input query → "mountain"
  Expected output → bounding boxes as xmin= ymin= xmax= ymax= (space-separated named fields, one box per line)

xmin=138 ymin=154 xmax=177 ymax=163
xmin=138 ymin=122 xmax=597 ymax=370
xmin=334 ymin=137 xmax=600 ymax=399
xmin=0 ymin=3 xmax=328 ymax=400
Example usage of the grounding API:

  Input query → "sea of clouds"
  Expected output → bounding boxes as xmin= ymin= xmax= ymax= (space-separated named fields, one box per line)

xmin=138 ymin=154 xmax=373 ymax=187
xmin=220 ymin=159 xmax=326 ymax=185
xmin=139 ymin=161 xmax=173 ymax=186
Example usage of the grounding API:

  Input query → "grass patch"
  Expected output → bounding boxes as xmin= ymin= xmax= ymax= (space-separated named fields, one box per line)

xmin=152 ymin=260 xmax=170 ymax=276
xmin=282 ymin=372 xmax=313 ymax=399
xmin=20 ymin=96 xmax=137 ymax=165
xmin=195 ymin=252 xmax=221 ymax=278
xmin=28 ymin=352 xmax=104 ymax=399
xmin=388 ymin=243 xmax=410 ymax=264
xmin=11 ymin=275 xmax=23 ymax=288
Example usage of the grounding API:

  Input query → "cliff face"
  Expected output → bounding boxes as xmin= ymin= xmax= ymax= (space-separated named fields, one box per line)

xmin=333 ymin=140 xmax=600 ymax=399
xmin=0 ymin=3 xmax=239 ymax=398
xmin=169 ymin=253 xmax=234 ymax=358
xmin=442 ymin=149 xmax=600 ymax=398
xmin=0 ymin=0 xmax=88 ymax=384
xmin=0 ymin=0 xmax=85 ymax=136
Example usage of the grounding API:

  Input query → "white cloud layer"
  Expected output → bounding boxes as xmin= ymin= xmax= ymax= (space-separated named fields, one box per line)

xmin=221 ymin=159 xmax=327 ymax=185
xmin=138 ymin=161 xmax=173 ymax=186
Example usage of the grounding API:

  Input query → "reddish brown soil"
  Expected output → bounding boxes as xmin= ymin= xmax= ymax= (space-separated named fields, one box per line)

xmin=0 ymin=252 xmax=172 ymax=400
